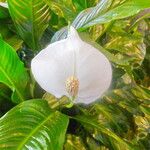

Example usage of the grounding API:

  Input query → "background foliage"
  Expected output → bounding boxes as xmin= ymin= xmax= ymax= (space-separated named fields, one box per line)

xmin=0 ymin=0 xmax=150 ymax=149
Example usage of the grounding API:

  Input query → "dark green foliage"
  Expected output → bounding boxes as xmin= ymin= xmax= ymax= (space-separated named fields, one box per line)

xmin=0 ymin=0 xmax=150 ymax=149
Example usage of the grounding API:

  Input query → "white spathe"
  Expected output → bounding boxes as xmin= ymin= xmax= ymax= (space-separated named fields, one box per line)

xmin=31 ymin=26 xmax=112 ymax=104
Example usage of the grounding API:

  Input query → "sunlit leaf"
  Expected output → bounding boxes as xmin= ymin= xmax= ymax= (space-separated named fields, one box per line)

xmin=7 ymin=0 xmax=51 ymax=50
xmin=0 ymin=99 xmax=69 ymax=150
xmin=104 ymin=25 xmax=146 ymax=66
xmin=73 ymin=115 xmax=132 ymax=149
xmin=45 ymin=0 xmax=77 ymax=22
xmin=51 ymin=0 xmax=150 ymax=41
xmin=0 ymin=38 xmax=29 ymax=103
xmin=64 ymin=134 xmax=87 ymax=150
xmin=134 ymin=116 xmax=150 ymax=140
xmin=81 ymin=0 xmax=150 ymax=28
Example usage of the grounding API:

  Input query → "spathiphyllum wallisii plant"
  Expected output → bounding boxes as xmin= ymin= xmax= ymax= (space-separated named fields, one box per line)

xmin=31 ymin=26 xmax=112 ymax=105
xmin=0 ymin=0 xmax=150 ymax=150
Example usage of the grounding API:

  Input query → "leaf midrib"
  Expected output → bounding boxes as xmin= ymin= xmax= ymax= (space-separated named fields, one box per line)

xmin=17 ymin=112 xmax=56 ymax=150
xmin=0 ymin=65 xmax=24 ymax=102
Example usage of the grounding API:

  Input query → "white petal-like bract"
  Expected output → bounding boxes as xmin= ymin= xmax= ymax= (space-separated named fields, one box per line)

xmin=31 ymin=26 xmax=112 ymax=104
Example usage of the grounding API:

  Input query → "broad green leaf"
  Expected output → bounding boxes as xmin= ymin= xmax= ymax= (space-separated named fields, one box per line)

xmin=0 ymin=99 xmax=69 ymax=150
xmin=51 ymin=0 xmax=150 ymax=42
xmin=0 ymin=22 xmax=11 ymax=38
xmin=43 ymin=92 xmax=70 ymax=109
xmin=0 ymin=23 xmax=23 ymax=50
xmin=128 ymin=8 xmax=150 ymax=30
xmin=0 ymin=84 xmax=14 ymax=117
xmin=73 ymin=115 xmax=132 ymax=150
xmin=72 ymin=0 xmax=112 ymax=29
xmin=0 ymin=84 xmax=11 ymax=102
xmin=104 ymin=25 xmax=146 ymax=66
xmin=0 ymin=38 xmax=29 ymax=103
xmin=7 ymin=0 xmax=50 ymax=51
xmin=45 ymin=0 xmax=77 ymax=22
xmin=73 ymin=0 xmax=150 ymax=28
xmin=0 ymin=5 xmax=9 ymax=19
xmin=95 ymin=104 xmax=127 ymax=133
xmin=5 ymin=35 xmax=23 ymax=50
xmin=72 ymin=0 xmax=87 ymax=11
xmin=50 ymin=0 xmax=112 ymax=42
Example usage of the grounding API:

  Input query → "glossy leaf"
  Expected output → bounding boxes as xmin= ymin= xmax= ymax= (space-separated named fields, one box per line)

xmin=72 ymin=0 xmax=112 ymax=29
xmin=73 ymin=0 xmax=150 ymax=28
xmin=73 ymin=115 xmax=132 ymax=149
xmin=45 ymin=0 xmax=77 ymax=22
xmin=0 ymin=38 xmax=29 ymax=103
xmin=7 ymin=0 xmax=50 ymax=50
xmin=104 ymin=22 xmax=146 ymax=66
xmin=51 ymin=0 xmax=150 ymax=41
xmin=0 ymin=99 xmax=69 ymax=150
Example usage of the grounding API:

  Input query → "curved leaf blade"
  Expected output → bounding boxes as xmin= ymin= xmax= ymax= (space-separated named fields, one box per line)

xmin=45 ymin=0 xmax=77 ymax=22
xmin=0 ymin=99 xmax=69 ymax=150
xmin=0 ymin=4 xmax=9 ymax=19
xmin=84 ymin=0 xmax=150 ymax=28
xmin=73 ymin=115 xmax=133 ymax=150
xmin=0 ymin=38 xmax=29 ymax=103
xmin=51 ymin=27 xmax=68 ymax=43
xmin=72 ymin=0 xmax=112 ymax=29
xmin=7 ymin=0 xmax=50 ymax=50
xmin=51 ymin=0 xmax=150 ymax=42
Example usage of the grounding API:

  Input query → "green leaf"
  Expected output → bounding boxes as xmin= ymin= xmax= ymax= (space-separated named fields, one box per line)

xmin=7 ymin=0 xmax=50 ymax=51
xmin=45 ymin=0 xmax=77 ymax=22
xmin=0 ymin=5 xmax=9 ymax=19
xmin=51 ymin=0 xmax=150 ymax=42
xmin=73 ymin=115 xmax=132 ymax=150
xmin=140 ymin=106 xmax=150 ymax=116
xmin=0 ymin=38 xmax=29 ymax=103
xmin=64 ymin=134 xmax=87 ymax=150
xmin=72 ymin=0 xmax=87 ymax=11
xmin=0 ymin=21 xmax=23 ymax=50
xmin=73 ymin=0 xmax=150 ymax=29
xmin=72 ymin=0 xmax=112 ymax=29
xmin=104 ymin=23 xmax=146 ymax=66
xmin=0 ymin=99 xmax=69 ymax=150
xmin=0 ymin=84 xmax=11 ymax=102
xmin=43 ymin=92 xmax=71 ymax=109
xmin=5 ymin=35 xmax=23 ymax=50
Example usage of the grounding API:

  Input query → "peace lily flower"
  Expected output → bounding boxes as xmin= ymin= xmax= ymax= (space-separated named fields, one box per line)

xmin=31 ymin=27 xmax=112 ymax=104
